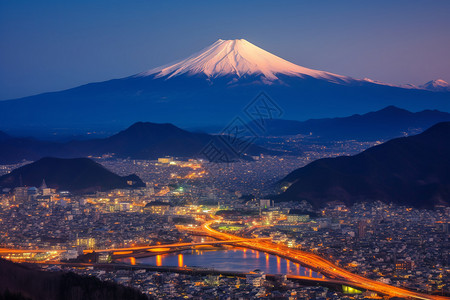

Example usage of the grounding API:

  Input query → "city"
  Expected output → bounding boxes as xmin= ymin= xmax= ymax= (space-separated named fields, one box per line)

xmin=0 ymin=153 xmax=448 ymax=299
xmin=1 ymin=1 xmax=450 ymax=299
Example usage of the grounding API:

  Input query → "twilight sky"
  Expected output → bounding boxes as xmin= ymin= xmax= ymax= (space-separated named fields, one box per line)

xmin=1 ymin=0 xmax=449 ymax=100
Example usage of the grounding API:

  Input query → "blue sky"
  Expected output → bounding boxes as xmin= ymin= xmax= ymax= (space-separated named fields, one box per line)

xmin=1 ymin=0 xmax=450 ymax=100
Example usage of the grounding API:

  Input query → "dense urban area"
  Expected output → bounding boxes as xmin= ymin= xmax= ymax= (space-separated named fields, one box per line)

xmin=0 ymin=139 xmax=449 ymax=299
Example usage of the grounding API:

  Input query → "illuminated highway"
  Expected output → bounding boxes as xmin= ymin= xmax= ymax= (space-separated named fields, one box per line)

xmin=83 ymin=238 xmax=269 ymax=254
xmin=0 ymin=239 xmax=268 ymax=256
xmin=200 ymin=219 xmax=448 ymax=300
xmin=1 ymin=222 xmax=448 ymax=299
xmin=0 ymin=248 xmax=64 ymax=254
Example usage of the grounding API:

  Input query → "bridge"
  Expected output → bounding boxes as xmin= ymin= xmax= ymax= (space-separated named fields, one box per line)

xmin=85 ymin=239 xmax=267 ymax=253
xmin=0 ymin=238 xmax=270 ymax=259
xmin=0 ymin=248 xmax=64 ymax=254
xmin=188 ymin=219 xmax=449 ymax=300
xmin=1 ymin=223 xmax=448 ymax=299
xmin=81 ymin=238 xmax=270 ymax=259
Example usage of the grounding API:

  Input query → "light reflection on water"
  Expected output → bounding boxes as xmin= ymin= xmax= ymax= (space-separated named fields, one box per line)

xmin=128 ymin=248 xmax=322 ymax=278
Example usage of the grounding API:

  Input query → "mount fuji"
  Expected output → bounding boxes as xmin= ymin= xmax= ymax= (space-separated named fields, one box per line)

xmin=137 ymin=39 xmax=354 ymax=84
xmin=1 ymin=39 xmax=449 ymax=134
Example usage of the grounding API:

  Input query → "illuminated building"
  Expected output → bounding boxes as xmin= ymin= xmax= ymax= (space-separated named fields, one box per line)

xmin=395 ymin=259 xmax=414 ymax=271
xmin=97 ymin=253 xmax=111 ymax=263
xmin=40 ymin=179 xmax=55 ymax=196
xmin=246 ymin=270 xmax=266 ymax=287
xmin=158 ymin=157 xmax=173 ymax=164
xmin=13 ymin=187 xmax=29 ymax=202
xmin=342 ymin=285 xmax=362 ymax=294
xmin=259 ymin=199 xmax=273 ymax=208
xmin=119 ymin=202 xmax=131 ymax=211
xmin=144 ymin=201 xmax=171 ymax=215
xmin=76 ymin=238 xmax=96 ymax=249
xmin=287 ymin=209 xmax=310 ymax=223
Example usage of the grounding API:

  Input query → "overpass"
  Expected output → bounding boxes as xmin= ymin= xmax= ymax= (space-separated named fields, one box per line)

xmin=0 ymin=238 xmax=270 ymax=260
xmin=84 ymin=239 xmax=266 ymax=253
xmin=1 ymin=224 xmax=448 ymax=299
xmin=0 ymin=239 xmax=266 ymax=255
xmin=0 ymin=248 xmax=64 ymax=254
xmin=83 ymin=238 xmax=271 ymax=258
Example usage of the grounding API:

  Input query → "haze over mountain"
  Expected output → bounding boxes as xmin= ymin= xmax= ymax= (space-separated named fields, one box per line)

xmin=0 ymin=39 xmax=449 ymax=134
xmin=0 ymin=122 xmax=278 ymax=164
xmin=0 ymin=157 xmax=145 ymax=193
xmin=276 ymin=122 xmax=450 ymax=208
xmin=249 ymin=106 xmax=450 ymax=141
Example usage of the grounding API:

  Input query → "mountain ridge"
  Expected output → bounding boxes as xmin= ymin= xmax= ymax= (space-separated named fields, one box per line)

xmin=0 ymin=157 xmax=145 ymax=193
xmin=0 ymin=258 xmax=148 ymax=300
xmin=0 ymin=39 xmax=449 ymax=132
xmin=248 ymin=105 xmax=450 ymax=140
xmin=276 ymin=122 xmax=450 ymax=208
xmin=0 ymin=122 xmax=279 ymax=164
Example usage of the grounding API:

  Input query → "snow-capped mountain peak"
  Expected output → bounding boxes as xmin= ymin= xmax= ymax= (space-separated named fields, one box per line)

xmin=137 ymin=39 xmax=354 ymax=84
xmin=421 ymin=79 xmax=450 ymax=92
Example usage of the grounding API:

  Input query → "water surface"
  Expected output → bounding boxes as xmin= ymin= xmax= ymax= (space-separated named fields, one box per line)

xmin=131 ymin=248 xmax=322 ymax=278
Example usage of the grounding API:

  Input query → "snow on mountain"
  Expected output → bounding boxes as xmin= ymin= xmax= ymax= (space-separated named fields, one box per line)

xmin=362 ymin=78 xmax=419 ymax=89
xmin=1 ymin=38 xmax=449 ymax=133
xmin=136 ymin=39 xmax=450 ymax=91
xmin=137 ymin=39 xmax=355 ymax=84
xmin=420 ymin=79 xmax=450 ymax=92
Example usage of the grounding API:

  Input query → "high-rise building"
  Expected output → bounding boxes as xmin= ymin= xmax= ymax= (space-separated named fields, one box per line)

xmin=13 ymin=187 xmax=29 ymax=202
xmin=357 ymin=220 xmax=367 ymax=239
xmin=259 ymin=199 xmax=273 ymax=208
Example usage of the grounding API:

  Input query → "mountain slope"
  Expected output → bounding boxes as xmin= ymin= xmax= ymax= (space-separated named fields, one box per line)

xmin=0 ymin=258 xmax=148 ymax=300
xmin=0 ymin=122 xmax=278 ymax=164
xmin=75 ymin=121 xmax=277 ymax=159
xmin=138 ymin=39 xmax=353 ymax=84
xmin=0 ymin=39 xmax=449 ymax=133
xmin=421 ymin=79 xmax=450 ymax=92
xmin=250 ymin=106 xmax=450 ymax=140
xmin=0 ymin=136 xmax=79 ymax=164
xmin=276 ymin=122 xmax=450 ymax=208
xmin=0 ymin=157 xmax=145 ymax=193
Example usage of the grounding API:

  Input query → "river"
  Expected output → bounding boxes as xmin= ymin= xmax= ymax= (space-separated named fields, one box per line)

xmin=121 ymin=247 xmax=323 ymax=278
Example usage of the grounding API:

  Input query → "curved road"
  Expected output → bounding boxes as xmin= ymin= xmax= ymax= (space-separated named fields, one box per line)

xmin=201 ymin=220 xmax=448 ymax=300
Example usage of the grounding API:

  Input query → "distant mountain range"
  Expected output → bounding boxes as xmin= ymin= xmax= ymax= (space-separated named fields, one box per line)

xmin=276 ymin=122 xmax=450 ymax=208
xmin=0 ymin=157 xmax=145 ymax=193
xmin=0 ymin=39 xmax=449 ymax=134
xmin=0 ymin=122 xmax=278 ymax=164
xmin=249 ymin=106 xmax=450 ymax=140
